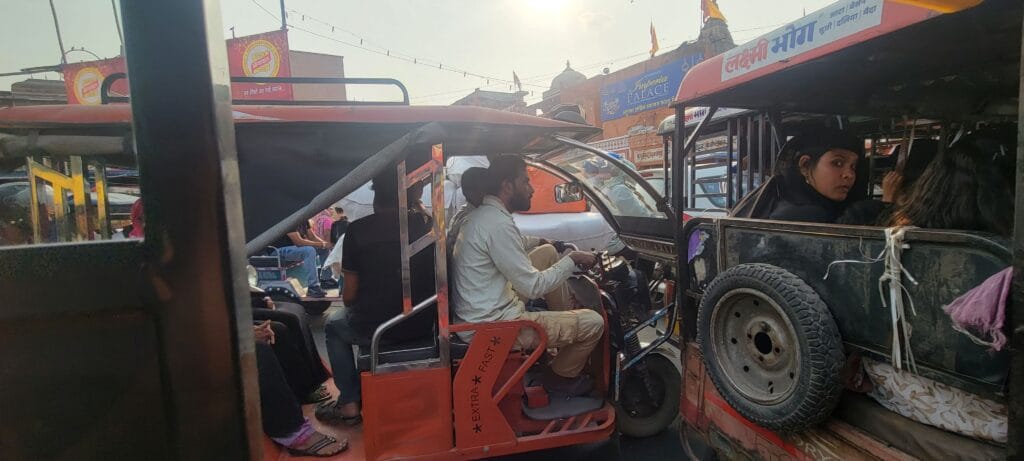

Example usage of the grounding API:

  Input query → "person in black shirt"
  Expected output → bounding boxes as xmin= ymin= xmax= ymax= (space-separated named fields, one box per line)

xmin=329 ymin=206 xmax=348 ymax=244
xmin=316 ymin=169 xmax=436 ymax=425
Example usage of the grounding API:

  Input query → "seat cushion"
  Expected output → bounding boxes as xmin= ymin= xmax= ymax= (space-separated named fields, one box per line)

xmin=356 ymin=336 xmax=437 ymax=371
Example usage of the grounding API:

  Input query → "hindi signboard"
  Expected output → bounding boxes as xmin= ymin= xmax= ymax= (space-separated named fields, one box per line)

xmin=720 ymin=0 xmax=884 ymax=81
xmin=601 ymin=53 xmax=703 ymax=122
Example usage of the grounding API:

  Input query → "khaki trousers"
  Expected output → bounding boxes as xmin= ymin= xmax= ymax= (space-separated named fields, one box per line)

xmin=516 ymin=309 xmax=604 ymax=378
xmin=526 ymin=244 xmax=574 ymax=310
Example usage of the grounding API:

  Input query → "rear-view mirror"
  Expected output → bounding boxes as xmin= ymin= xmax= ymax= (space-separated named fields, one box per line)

xmin=554 ymin=182 xmax=584 ymax=203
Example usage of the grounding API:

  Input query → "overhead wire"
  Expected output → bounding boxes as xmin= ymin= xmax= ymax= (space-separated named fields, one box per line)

xmin=251 ymin=0 xmax=792 ymax=104
xmin=251 ymin=0 xmax=546 ymax=90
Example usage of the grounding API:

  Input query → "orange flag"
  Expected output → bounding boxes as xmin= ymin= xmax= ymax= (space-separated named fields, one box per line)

xmin=702 ymin=0 xmax=727 ymax=23
xmin=649 ymin=22 xmax=659 ymax=58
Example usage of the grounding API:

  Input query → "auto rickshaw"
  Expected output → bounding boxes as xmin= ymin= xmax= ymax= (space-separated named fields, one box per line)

xmin=669 ymin=0 xmax=1021 ymax=459
xmin=0 ymin=69 xmax=683 ymax=458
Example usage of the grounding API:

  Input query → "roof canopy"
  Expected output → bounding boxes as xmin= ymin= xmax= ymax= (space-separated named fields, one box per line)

xmin=0 ymin=104 xmax=600 ymax=241
xmin=674 ymin=0 xmax=1020 ymax=119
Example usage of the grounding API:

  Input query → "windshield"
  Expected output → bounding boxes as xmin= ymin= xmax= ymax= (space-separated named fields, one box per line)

xmin=539 ymin=147 xmax=663 ymax=219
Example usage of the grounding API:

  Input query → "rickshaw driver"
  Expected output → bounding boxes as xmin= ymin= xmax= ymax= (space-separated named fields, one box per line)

xmin=451 ymin=156 xmax=605 ymax=397
xmin=449 ymin=166 xmax=573 ymax=310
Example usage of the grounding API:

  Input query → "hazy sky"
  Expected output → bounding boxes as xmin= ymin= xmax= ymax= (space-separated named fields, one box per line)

xmin=0 ymin=0 xmax=834 ymax=104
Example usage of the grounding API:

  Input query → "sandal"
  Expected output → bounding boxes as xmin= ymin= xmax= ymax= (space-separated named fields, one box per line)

xmin=286 ymin=432 xmax=348 ymax=457
xmin=314 ymin=400 xmax=363 ymax=426
xmin=304 ymin=384 xmax=332 ymax=404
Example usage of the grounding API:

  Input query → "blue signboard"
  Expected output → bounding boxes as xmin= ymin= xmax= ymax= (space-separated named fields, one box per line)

xmin=600 ymin=53 xmax=703 ymax=122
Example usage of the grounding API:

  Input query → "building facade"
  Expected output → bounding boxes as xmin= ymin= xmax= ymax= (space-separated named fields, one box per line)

xmin=529 ymin=18 xmax=735 ymax=170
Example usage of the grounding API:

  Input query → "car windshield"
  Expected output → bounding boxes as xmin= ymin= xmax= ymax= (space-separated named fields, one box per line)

xmin=539 ymin=147 xmax=663 ymax=219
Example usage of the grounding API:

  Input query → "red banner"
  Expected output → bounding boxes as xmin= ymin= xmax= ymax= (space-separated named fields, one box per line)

xmin=226 ymin=30 xmax=293 ymax=100
xmin=63 ymin=57 xmax=128 ymax=105
xmin=62 ymin=30 xmax=294 ymax=104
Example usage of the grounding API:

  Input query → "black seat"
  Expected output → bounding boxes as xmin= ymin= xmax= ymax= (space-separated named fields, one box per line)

xmin=355 ymin=334 xmax=473 ymax=371
xmin=729 ymin=175 xmax=782 ymax=219
xmin=356 ymin=336 xmax=438 ymax=371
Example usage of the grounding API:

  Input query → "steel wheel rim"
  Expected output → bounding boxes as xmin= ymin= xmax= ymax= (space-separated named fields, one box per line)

xmin=709 ymin=288 xmax=800 ymax=405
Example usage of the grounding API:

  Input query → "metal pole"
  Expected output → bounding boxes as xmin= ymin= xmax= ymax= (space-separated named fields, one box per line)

xmin=1008 ymin=9 xmax=1024 ymax=457
xmin=745 ymin=114 xmax=754 ymax=196
xmin=48 ymin=0 xmax=68 ymax=65
xmin=111 ymin=0 xmax=125 ymax=50
xmin=279 ymin=0 xmax=287 ymax=30
xmin=726 ymin=118 xmax=734 ymax=208
xmin=121 ymin=0 xmax=261 ymax=456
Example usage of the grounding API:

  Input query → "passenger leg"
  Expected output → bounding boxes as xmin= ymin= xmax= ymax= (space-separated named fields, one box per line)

xmin=263 ymin=301 xmax=331 ymax=385
xmin=257 ymin=342 xmax=306 ymax=438
xmin=527 ymin=244 xmax=574 ymax=311
xmin=257 ymin=343 xmax=347 ymax=455
xmin=518 ymin=309 xmax=604 ymax=396
xmin=266 ymin=320 xmax=319 ymax=402
xmin=317 ymin=307 xmax=366 ymax=425
xmin=278 ymin=245 xmax=322 ymax=290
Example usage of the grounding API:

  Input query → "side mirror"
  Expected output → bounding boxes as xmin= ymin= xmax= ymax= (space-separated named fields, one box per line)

xmin=554 ymin=182 xmax=584 ymax=203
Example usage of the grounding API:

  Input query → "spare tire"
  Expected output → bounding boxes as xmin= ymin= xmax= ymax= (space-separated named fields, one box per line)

xmin=697 ymin=263 xmax=844 ymax=432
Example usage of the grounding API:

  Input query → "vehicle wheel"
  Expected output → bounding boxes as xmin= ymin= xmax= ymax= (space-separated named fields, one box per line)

xmin=697 ymin=263 xmax=844 ymax=432
xmin=615 ymin=353 xmax=681 ymax=438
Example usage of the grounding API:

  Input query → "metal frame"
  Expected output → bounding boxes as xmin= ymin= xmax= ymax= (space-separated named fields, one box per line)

xmin=370 ymin=143 xmax=450 ymax=374
xmin=25 ymin=157 xmax=89 ymax=242
xmin=101 ymin=73 xmax=410 ymax=106
xmin=527 ymin=157 xmax=623 ymax=234
xmin=119 ymin=0 xmax=261 ymax=456
xmin=547 ymin=135 xmax=674 ymax=218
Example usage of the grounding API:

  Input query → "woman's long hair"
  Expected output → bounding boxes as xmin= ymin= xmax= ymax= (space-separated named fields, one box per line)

xmin=888 ymin=135 xmax=1012 ymax=236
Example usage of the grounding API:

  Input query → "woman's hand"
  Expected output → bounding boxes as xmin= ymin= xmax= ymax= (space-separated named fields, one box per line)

xmin=881 ymin=171 xmax=904 ymax=203
xmin=254 ymin=320 xmax=275 ymax=345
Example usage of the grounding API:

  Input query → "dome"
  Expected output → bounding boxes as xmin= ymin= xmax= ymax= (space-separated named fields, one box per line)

xmin=550 ymin=61 xmax=587 ymax=92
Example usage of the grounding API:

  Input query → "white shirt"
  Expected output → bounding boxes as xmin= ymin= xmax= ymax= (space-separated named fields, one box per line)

xmin=452 ymin=196 xmax=576 ymax=327
xmin=449 ymin=202 xmax=540 ymax=256
xmin=447 ymin=203 xmax=476 ymax=256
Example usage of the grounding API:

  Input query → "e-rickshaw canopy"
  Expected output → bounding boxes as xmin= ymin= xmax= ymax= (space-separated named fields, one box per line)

xmin=0 ymin=104 xmax=600 ymax=245
xmin=673 ymin=0 xmax=1020 ymax=118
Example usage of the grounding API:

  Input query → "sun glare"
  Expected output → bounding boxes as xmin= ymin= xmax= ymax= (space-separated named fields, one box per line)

xmin=525 ymin=0 xmax=569 ymax=13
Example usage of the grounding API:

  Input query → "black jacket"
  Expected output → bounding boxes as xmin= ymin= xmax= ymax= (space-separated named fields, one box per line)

xmin=767 ymin=178 xmax=847 ymax=223
xmin=768 ymin=177 xmax=893 ymax=225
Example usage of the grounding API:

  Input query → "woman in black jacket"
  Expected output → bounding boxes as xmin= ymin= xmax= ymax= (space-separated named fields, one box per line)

xmin=768 ymin=129 xmax=868 ymax=223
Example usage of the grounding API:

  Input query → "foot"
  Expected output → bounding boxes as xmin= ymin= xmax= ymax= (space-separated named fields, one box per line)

xmin=286 ymin=431 xmax=348 ymax=457
xmin=307 ymin=285 xmax=327 ymax=298
xmin=304 ymin=384 xmax=331 ymax=404
xmin=542 ymin=370 xmax=593 ymax=397
xmin=314 ymin=399 xmax=362 ymax=426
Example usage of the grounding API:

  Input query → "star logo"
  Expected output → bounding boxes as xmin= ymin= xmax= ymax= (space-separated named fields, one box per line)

xmin=472 ymin=375 xmax=482 ymax=385
xmin=473 ymin=423 xmax=483 ymax=433
xmin=490 ymin=336 xmax=502 ymax=346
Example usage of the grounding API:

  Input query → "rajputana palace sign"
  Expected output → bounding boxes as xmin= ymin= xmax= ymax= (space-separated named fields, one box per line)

xmin=600 ymin=53 xmax=703 ymax=122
